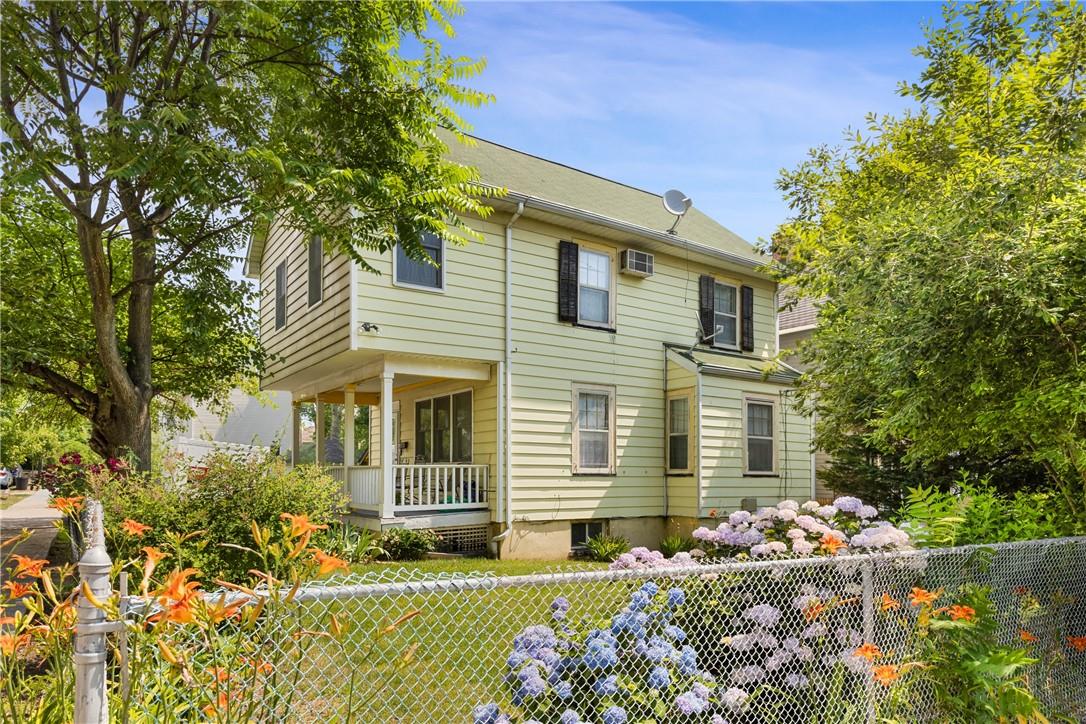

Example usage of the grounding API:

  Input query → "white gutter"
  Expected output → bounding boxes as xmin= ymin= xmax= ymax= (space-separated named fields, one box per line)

xmin=492 ymin=201 xmax=525 ymax=547
xmin=494 ymin=189 xmax=766 ymax=272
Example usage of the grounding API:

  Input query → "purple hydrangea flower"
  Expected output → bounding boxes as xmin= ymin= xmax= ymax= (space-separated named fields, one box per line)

xmin=582 ymin=638 xmax=619 ymax=669
xmin=472 ymin=703 xmax=508 ymax=724
xmin=592 ymin=674 xmax=618 ymax=696
xmin=550 ymin=596 xmax=571 ymax=621
xmin=785 ymin=672 xmax=809 ymax=689
xmin=743 ymin=603 xmax=781 ymax=629
xmin=675 ymin=691 xmax=709 ymax=715
xmin=664 ymin=624 xmax=687 ymax=642
xmin=667 ymin=588 xmax=686 ymax=607
xmin=601 ymin=707 xmax=628 ymax=724
xmin=833 ymin=496 xmax=863 ymax=514
xmin=559 ymin=710 xmax=582 ymax=724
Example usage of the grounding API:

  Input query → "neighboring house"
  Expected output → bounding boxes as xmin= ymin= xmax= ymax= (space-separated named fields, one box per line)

xmin=244 ymin=134 xmax=813 ymax=558
xmin=777 ymin=293 xmax=834 ymax=501
xmin=168 ymin=388 xmax=292 ymax=462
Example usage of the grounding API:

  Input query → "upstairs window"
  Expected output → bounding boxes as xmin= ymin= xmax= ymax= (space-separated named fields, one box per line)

xmin=558 ymin=241 xmax=617 ymax=330
xmin=578 ymin=248 xmax=613 ymax=327
xmin=395 ymin=232 xmax=444 ymax=290
xmin=714 ymin=282 xmax=738 ymax=348
xmin=274 ymin=261 xmax=287 ymax=330
xmin=307 ymin=235 xmax=324 ymax=307
xmin=572 ymin=384 xmax=615 ymax=474
xmin=667 ymin=395 xmax=691 ymax=472
xmin=744 ymin=397 xmax=777 ymax=474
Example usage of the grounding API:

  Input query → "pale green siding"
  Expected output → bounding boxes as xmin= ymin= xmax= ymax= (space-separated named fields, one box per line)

xmin=504 ymin=216 xmax=777 ymax=522
xmin=699 ymin=375 xmax=812 ymax=515
xmin=665 ymin=357 xmax=700 ymax=517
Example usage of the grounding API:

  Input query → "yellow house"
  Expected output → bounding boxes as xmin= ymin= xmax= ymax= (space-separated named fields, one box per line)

xmin=244 ymin=135 xmax=812 ymax=559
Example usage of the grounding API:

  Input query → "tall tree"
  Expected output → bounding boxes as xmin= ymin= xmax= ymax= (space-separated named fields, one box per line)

xmin=772 ymin=1 xmax=1086 ymax=517
xmin=0 ymin=1 xmax=492 ymax=468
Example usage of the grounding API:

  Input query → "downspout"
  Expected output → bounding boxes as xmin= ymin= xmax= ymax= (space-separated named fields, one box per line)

xmin=492 ymin=201 xmax=525 ymax=548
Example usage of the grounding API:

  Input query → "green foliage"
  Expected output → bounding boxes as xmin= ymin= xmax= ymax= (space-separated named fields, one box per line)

xmin=659 ymin=534 xmax=697 ymax=557
xmin=900 ymin=475 xmax=1084 ymax=547
xmin=380 ymin=527 xmax=440 ymax=561
xmin=59 ymin=452 xmax=347 ymax=582
xmin=771 ymin=1 xmax=1086 ymax=520
xmin=584 ymin=533 xmax=630 ymax=562
xmin=890 ymin=586 xmax=1045 ymax=720
xmin=0 ymin=389 xmax=95 ymax=469
xmin=317 ymin=521 xmax=385 ymax=564
xmin=0 ymin=1 xmax=494 ymax=465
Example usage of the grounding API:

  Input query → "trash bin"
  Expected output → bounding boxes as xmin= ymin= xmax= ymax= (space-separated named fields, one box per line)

xmin=14 ymin=476 xmax=28 ymax=490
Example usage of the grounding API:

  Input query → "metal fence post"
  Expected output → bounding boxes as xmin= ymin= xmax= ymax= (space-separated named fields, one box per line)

xmin=861 ymin=557 xmax=876 ymax=724
xmin=74 ymin=499 xmax=111 ymax=724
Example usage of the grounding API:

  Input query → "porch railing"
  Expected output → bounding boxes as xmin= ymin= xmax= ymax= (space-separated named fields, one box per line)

xmin=326 ymin=463 xmax=489 ymax=513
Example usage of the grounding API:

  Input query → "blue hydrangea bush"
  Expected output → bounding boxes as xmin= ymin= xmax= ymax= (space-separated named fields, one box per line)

xmin=474 ymin=583 xmax=747 ymax=724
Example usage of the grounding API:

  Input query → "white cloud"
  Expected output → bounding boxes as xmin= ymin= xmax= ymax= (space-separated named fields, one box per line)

xmin=443 ymin=1 xmax=925 ymax=243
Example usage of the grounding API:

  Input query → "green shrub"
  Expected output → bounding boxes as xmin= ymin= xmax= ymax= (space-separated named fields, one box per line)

xmin=659 ymin=534 xmax=696 ymax=557
xmin=900 ymin=475 xmax=1084 ymax=547
xmin=584 ymin=533 xmax=629 ymax=562
xmin=316 ymin=521 xmax=384 ymax=564
xmin=380 ymin=527 xmax=439 ymax=561
xmin=58 ymin=451 xmax=346 ymax=582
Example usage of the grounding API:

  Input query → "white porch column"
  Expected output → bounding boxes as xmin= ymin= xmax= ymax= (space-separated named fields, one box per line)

xmin=380 ymin=371 xmax=395 ymax=520
xmin=291 ymin=401 xmax=301 ymax=466
xmin=343 ymin=385 xmax=356 ymax=467
xmin=315 ymin=398 xmax=326 ymax=466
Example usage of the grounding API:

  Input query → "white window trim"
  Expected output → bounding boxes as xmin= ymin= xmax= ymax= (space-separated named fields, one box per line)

xmin=713 ymin=281 xmax=739 ymax=350
xmin=666 ymin=391 xmax=694 ymax=474
xmin=392 ymin=235 xmax=447 ymax=293
xmin=274 ymin=260 xmax=287 ymax=331
xmin=743 ymin=395 xmax=778 ymax=476
xmin=412 ymin=387 xmax=474 ymax=463
xmin=307 ymin=235 xmax=324 ymax=310
xmin=571 ymin=383 xmax=616 ymax=475
xmin=575 ymin=243 xmax=617 ymax=329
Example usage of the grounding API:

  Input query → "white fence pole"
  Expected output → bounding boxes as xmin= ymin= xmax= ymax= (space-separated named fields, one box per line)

xmin=74 ymin=499 xmax=111 ymax=724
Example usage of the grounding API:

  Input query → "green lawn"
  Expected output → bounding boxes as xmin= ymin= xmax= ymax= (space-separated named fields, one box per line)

xmin=351 ymin=556 xmax=609 ymax=577
xmin=0 ymin=493 xmax=32 ymax=510
xmin=275 ymin=556 xmax=625 ymax=722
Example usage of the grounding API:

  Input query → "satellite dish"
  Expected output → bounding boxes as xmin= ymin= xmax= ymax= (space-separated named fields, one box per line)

xmin=662 ymin=189 xmax=692 ymax=234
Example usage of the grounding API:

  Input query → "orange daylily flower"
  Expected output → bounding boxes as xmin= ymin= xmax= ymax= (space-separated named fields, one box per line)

xmin=872 ymin=664 xmax=900 ymax=686
xmin=208 ymin=666 xmax=230 ymax=683
xmin=241 ymin=657 xmax=274 ymax=675
xmin=1066 ymin=636 xmax=1086 ymax=652
xmin=279 ymin=512 xmax=328 ymax=539
xmin=206 ymin=594 xmax=245 ymax=624
xmin=803 ymin=599 xmax=826 ymax=622
xmin=0 ymin=633 xmax=31 ymax=656
xmin=909 ymin=587 xmax=941 ymax=607
xmin=140 ymin=546 xmax=168 ymax=594
xmin=1012 ymin=586 xmax=1030 ymax=596
xmin=1019 ymin=629 xmax=1038 ymax=643
xmin=2 ymin=581 xmax=35 ymax=599
xmin=202 ymin=691 xmax=230 ymax=717
xmin=707 ymin=509 xmax=718 ymax=518
xmin=121 ymin=519 xmax=152 ymax=537
xmin=154 ymin=568 xmax=203 ymax=624
xmin=880 ymin=593 xmax=900 ymax=612
xmin=819 ymin=533 xmax=847 ymax=555
xmin=50 ymin=496 xmax=84 ymax=515
xmin=854 ymin=642 xmax=882 ymax=662
xmin=309 ymin=549 xmax=349 ymax=577
xmin=946 ymin=605 xmax=976 ymax=622
xmin=10 ymin=555 xmax=48 ymax=579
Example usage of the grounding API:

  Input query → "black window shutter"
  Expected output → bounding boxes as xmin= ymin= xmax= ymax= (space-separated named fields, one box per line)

xmin=741 ymin=285 xmax=755 ymax=351
xmin=558 ymin=240 xmax=579 ymax=323
xmin=698 ymin=274 xmax=714 ymax=343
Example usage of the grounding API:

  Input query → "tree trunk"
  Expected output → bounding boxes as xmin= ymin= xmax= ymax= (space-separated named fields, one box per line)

xmin=88 ymin=390 xmax=153 ymax=466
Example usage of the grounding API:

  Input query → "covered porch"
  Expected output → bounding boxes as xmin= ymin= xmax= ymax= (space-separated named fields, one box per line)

xmin=289 ymin=354 xmax=497 ymax=525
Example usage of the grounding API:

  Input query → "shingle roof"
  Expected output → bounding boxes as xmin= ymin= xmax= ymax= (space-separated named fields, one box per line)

xmin=445 ymin=132 xmax=762 ymax=263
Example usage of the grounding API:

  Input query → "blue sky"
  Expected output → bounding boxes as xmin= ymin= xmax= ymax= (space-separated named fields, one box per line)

xmin=441 ymin=1 xmax=943 ymax=246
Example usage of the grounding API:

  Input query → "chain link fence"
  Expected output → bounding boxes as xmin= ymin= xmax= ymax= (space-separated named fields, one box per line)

xmin=92 ymin=536 xmax=1086 ymax=723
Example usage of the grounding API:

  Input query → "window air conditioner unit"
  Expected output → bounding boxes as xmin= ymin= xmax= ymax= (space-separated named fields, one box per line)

xmin=620 ymin=249 xmax=654 ymax=277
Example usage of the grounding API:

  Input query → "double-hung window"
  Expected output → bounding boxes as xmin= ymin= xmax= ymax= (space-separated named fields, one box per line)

xmin=395 ymin=231 xmax=444 ymax=290
xmin=667 ymin=395 xmax=691 ymax=472
xmin=714 ymin=282 xmax=738 ymax=348
xmin=307 ymin=235 xmax=324 ymax=307
xmin=744 ymin=397 xmax=777 ymax=474
xmin=578 ymin=249 xmax=613 ymax=327
xmin=414 ymin=390 xmax=472 ymax=463
xmin=572 ymin=384 xmax=615 ymax=474
xmin=274 ymin=261 xmax=287 ymax=330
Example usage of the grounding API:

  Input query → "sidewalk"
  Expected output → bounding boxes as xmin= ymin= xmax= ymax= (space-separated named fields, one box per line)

xmin=2 ymin=490 xmax=62 ymax=592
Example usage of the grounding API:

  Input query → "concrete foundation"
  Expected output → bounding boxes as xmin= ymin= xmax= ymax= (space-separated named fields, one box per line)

xmin=497 ymin=517 xmax=668 ymax=560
